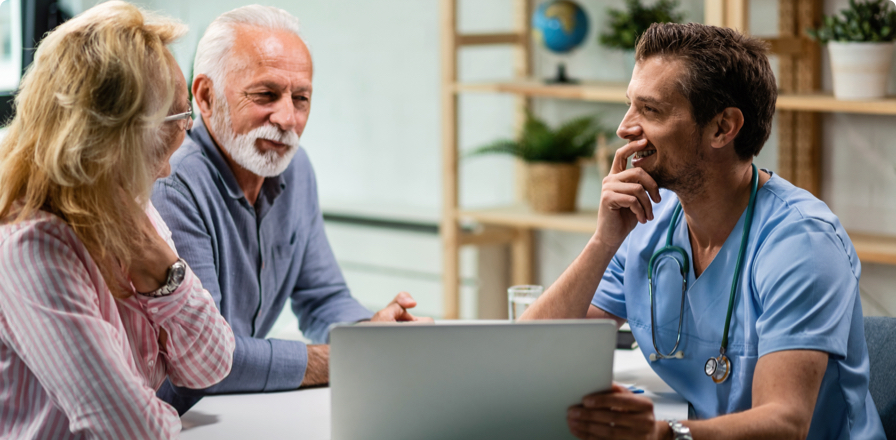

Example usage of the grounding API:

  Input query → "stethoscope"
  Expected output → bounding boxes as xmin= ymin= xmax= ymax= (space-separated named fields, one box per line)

xmin=646 ymin=164 xmax=758 ymax=384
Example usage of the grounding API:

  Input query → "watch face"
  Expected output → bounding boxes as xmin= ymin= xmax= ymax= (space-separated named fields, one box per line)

xmin=168 ymin=261 xmax=186 ymax=288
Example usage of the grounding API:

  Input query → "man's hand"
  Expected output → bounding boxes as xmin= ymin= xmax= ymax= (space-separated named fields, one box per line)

xmin=567 ymin=384 xmax=667 ymax=440
xmin=370 ymin=292 xmax=433 ymax=323
xmin=596 ymin=138 xmax=662 ymax=250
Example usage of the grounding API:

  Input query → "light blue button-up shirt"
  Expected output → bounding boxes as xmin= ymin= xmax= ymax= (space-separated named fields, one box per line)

xmin=151 ymin=117 xmax=372 ymax=408
xmin=592 ymin=172 xmax=885 ymax=439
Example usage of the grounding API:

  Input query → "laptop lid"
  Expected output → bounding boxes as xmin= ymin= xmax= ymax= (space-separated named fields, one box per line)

xmin=330 ymin=320 xmax=616 ymax=440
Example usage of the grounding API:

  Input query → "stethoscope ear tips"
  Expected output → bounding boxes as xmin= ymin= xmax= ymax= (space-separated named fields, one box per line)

xmin=649 ymin=353 xmax=658 ymax=362
xmin=674 ymin=351 xmax=684 ymax=359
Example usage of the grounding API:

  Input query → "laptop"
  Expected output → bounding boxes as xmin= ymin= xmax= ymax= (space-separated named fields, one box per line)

xmin=330 ymin=320 xmax=617 ymax=440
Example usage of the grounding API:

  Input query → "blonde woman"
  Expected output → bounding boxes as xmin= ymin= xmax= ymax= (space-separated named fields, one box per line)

xmin=0 ymin=2 xmax=234 ymax=438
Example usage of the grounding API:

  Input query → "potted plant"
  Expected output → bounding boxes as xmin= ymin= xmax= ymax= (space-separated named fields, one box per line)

xmin=598 ymin=0 xmax=684 ymax=78
xmin=469 ymin=111 xmax=607 ymax=213
xmin=807 ymin=0 xmax=896 ymax=99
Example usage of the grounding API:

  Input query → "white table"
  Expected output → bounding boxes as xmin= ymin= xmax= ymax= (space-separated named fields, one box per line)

xmin=179 ymin=349 xmax=688 ymax=439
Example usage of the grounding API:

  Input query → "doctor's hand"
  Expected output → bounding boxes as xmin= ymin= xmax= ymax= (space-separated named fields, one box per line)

xmin=370 ymin=292 xmax=434 ymax=323
xmin=595 ymin=138 xmax=662 ymax=250
xmin=567 ymin=384 xmax=667 ymax=440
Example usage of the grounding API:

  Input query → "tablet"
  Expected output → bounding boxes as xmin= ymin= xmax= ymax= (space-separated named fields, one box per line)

xmin=330 ymin=320 xmax=617 ymax=440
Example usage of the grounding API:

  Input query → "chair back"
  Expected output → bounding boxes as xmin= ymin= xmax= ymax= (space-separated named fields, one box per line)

xmin=864 ymin=316 xmax=896 ymax=439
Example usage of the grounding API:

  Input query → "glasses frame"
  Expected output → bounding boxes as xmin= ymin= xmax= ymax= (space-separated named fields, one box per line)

xmin=163 ymin=111 xmax=192 ymax=122
xmin=164 ymin=110 xmax=193 ymax=132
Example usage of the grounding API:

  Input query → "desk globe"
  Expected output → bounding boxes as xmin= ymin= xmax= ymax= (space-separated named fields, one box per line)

xmin=532 ymin=0 xmax=589 ymax=83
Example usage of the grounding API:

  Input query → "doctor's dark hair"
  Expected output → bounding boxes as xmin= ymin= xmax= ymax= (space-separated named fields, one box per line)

xmin=635 ymin=23 xmax=777 ymax=160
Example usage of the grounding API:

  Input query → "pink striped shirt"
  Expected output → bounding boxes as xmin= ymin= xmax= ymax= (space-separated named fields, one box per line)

xmin=0 ymin=202 xmax=235 ymax=439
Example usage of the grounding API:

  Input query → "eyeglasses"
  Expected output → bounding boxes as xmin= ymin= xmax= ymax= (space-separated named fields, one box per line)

xmin=164 ymin=111 xmax=193 ymax=131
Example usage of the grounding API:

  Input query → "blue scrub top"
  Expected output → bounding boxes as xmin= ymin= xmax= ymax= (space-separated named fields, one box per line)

xmin=592 ymin=172 xmax=885 ymax=439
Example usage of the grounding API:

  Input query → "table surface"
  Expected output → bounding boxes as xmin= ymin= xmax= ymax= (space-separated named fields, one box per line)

xmin=179 ymin=348 xmax=687 ymax=440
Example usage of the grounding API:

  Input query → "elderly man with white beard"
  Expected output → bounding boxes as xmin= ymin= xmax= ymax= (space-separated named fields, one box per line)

xmin=151 ymin=5 xmax=429 ymax=414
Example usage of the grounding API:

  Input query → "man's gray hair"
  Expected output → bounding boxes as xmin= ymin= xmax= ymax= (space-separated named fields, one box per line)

xmin=193 ymin=5 xmax=307 ymax=92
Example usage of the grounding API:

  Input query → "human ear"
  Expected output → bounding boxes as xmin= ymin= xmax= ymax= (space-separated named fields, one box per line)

xmin=192 ymin=74 xmax=215 ymax=120
xmin=710 ymin=107 xmax=745 ymax=150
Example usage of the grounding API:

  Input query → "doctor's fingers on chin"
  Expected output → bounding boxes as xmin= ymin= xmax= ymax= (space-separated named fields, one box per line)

xmin=601 ymin=181 xmax=654 ymax=221
xmin=601 ymin=190 xmax=650 ymax=224
xmin=610 ymin=167 xmax=660 ymax=203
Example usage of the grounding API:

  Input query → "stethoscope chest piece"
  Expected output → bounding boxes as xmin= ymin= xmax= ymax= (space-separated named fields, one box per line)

xmin=704 ymin=354 xmax=731 ymax=383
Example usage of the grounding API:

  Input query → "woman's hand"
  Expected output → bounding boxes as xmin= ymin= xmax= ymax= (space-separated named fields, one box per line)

xmin=127 ymin=211 xmax=178 ymax=294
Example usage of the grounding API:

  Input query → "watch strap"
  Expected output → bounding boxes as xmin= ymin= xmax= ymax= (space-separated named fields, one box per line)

xmin=666 ymin=420 xmax=693 ymax=440
xmin=136 ymin=258 xmax=187 ymax=298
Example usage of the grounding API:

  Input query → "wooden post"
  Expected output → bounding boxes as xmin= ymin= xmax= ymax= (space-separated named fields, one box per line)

xmin=725 ymin=0 xmax=750 ymax=32
xmin=794 ymin=0 xmax=821 ymax=196
xmin=440 ymin=0 xmax=460 ymax=319
xmin=776 ymin=0 xmax=822 ymax=197
xmin=777 ymin=0 xmax=797 ymax=185
xmin=511 ymin=228 xmax=535 ymax=286
xmin=704 ymin=0 xmax=748 ymax=31
xmin=513 ymin=0 xmax=533 ymax=205
xmin=510 ymin=0 xmax=536 ymax=288
xmin=704 ymin=0 xmax=725 ymax=27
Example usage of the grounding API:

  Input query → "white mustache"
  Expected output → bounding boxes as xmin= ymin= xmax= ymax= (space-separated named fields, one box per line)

xmin=242 ymin=124 xmax=300 ymax=148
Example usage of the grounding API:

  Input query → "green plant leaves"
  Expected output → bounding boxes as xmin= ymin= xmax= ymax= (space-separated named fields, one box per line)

xmin=598 ymin=0 xmax=685 ymax=51
xmin=806 ymin=0 xmax=896 ymax=43
xmin=466 ymin=110 xmax=609 ymax=164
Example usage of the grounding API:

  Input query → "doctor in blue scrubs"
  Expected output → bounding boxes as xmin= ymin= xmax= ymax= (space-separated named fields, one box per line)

xmin=521 ymin=23 xmax=885 ymax=440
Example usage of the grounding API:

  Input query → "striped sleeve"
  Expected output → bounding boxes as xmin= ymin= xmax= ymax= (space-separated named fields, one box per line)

xmin=129 ymin=268 xmax=235 ymax=388
xmin=136 ymin=201 xmax=235 ymax=388
xmin=0 ymin=222 xmax=181 ymax=439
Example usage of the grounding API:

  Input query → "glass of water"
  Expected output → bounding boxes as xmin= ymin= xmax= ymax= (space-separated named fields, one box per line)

xmin=507 ymin=285 xmax=543 ymax=321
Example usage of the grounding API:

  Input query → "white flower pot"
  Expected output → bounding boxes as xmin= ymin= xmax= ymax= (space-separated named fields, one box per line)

xmin=828 ymin=41 xmax=895 ymax=100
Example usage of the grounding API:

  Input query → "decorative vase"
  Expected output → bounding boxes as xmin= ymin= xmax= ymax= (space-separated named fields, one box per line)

xmin=527 ymin=162 xmax=581 ymax=213
xmin=828 ymin=41 xmax=895 ymax=100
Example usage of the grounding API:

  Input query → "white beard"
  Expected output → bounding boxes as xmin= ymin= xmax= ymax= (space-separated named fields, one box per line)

xmin=209 ymin=93 xmax=300 ymax=177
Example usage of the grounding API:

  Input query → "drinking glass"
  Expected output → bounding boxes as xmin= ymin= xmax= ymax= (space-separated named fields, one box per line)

xmin=507 ymin=285 xmax=544 ymax=321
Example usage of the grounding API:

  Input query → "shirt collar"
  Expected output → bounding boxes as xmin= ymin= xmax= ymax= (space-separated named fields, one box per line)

xmin=190 ymin=116 xmax=288 ymax=203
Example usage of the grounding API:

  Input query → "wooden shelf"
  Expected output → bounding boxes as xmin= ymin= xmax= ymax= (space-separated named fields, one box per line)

xmin=455 ymin=80 xmax=896 ymax=115
xmin=850 ymin=232 xmax=896 ymax=266
xmin=459 ymin=205 xmax=596 ymax=234
xmin=461 ymin=206 xmax=896 ymax=265
xmin=454 ymin=80 xmax=629 ymax=103
xmin=776 ymin=93 xmax=896 ymax=115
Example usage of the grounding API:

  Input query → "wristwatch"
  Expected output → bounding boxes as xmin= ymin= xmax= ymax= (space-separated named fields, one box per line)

xmin=136 ymin=258 xmax=187 ymax=298
xmin=667 ymin=420 xmax=693 ymax=440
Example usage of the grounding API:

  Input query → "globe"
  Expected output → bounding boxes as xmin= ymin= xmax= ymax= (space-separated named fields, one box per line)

xmin=532 ymin=1 xmax=589 ymax=54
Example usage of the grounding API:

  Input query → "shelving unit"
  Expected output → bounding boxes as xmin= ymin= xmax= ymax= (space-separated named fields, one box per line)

xmin=440 ymin=0 xmax=896 ymax=319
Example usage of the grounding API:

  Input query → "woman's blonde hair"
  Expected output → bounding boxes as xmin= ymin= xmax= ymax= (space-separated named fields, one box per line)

xmin=0 ymin=1 xmax=186 ymax=297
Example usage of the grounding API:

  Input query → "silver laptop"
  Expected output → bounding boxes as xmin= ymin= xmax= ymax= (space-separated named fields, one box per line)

xmin=330 ymin=320 xmax=617 ymax=440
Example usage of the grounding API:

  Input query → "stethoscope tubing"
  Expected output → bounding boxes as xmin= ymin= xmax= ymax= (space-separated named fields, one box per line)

xmin=647 ymin=164 xmax=759 ymax=371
